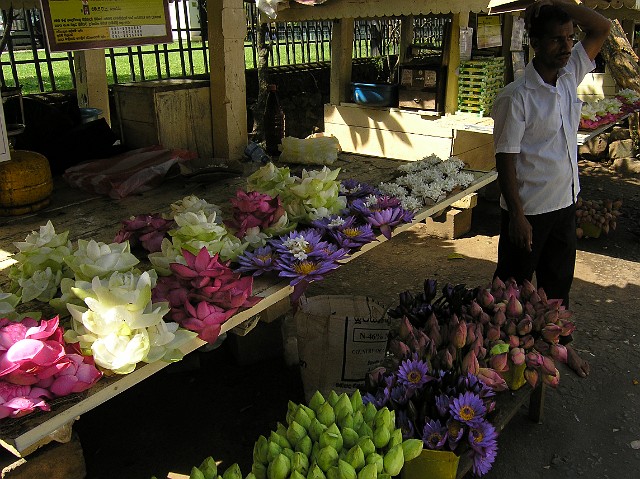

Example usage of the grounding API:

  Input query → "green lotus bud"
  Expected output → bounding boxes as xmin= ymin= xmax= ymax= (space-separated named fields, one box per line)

xmin=309 ymin=391 xmax=326 ymax=413
xmin=307 ymin=464 xmax=326 ymax=479
xmin=345 ymin=445 xmax=365 ymax=471
xmin=334 ymin=393 xmax=353 ymax=419
xmin=352 ymin=411 xmax=364 ymax=432
xmin=356 ymin=437 xmax=375 ymax=458
xmin=317 ymin=401 xmax=336 ymax=427
xmin=311 ymin=442 xmax=321 ymax=463
xmin=338 ymin=460 xmax=357 ymax=479
xmin=295 ymin=434 xmax=313 ymax=458
xmin=287 ymin=420 xmax=308 ymax=447
xmin=401 ymin=439 xmax=424 ymax=462
xmin=245 ymin=473 xmax=257 ymax=479
xmin=270 ymin=431 xmax=292 ymax=450
xmin=327 ymin=390 xmax=340 ymax=407
xmin=383 ymin=444 xmax=404 ymax=476
xmin=378 ymin=474 xmax=391 ymax=479
xmin=350 ymin=390 xmax=364 ymax=412
xmin=341 ymin=427 xmax=359 ymax=450
xmin=326 ymin=466 xmax=340 ymax=479
xmin=199 ymin=457 xmax=218 ymax=479
xmin=287 ymin=400 xmax=300 ymax=425
xmin=252 ymin=462 xmax=267 ymax=479
xmin=294 ymin=406 xmax=313 ymax=430
xmin=357 ymin=423 xmax=373 ymax=440
xmin=267 ymin=441 xmax=283 ymax=462
xmin=372 ymin=427 xmax=390 ymax=449
xmin=316 ymin=446 xmax=339 ymax=472
xmin=190 ymin=466 xmax=206 ymax=479
xmin=320 ymin=423 xmax=344 ymax=452
xmin=276 ymin=422 xmax=289 ymax=438
xmin=336 ymin=409 xmax=354 ymax=429
xmin=309 ymin=418 xmax=328 ymax=442
xmin=291 ymin=451 xmax=310 ymax=475
xmin=387 ymin=411 xmax=396 ymax=433
xmin=222 ymin=463 xmax=243 ymax=479
xmin=267 ymin=454 xmax=291 ymax=479
xmin=282 ymin=448 xmax=296 ymax=461
xmin=254 ymin=436 xmax=269 ymax=465
xmin=291 ymin=471 xmax=306 ymax=479
xmin=366 ymin=453 xmax=384 ymax=474
xmin=356 ymin=463 xmax=377 ymax=479
xmin=300 ymin=404 xmax=317 ymax=421
xmin=374 ymin=408 xmax=391 ymax=431
xmin=387 ymin=428 xmax=403 ymax=449
xmin=363 ymin=403 xmax=377 ymax=425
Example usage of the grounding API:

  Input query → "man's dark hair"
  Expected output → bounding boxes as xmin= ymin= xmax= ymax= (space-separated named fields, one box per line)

xmin=527 ymin=5 xmax=573 ymax=39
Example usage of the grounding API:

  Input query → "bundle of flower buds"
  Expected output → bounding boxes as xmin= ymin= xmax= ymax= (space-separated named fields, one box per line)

xmin=575 ymin=197 xmax=622 ymax=239
xmin=251 ymin=389 xmax=424 ymax=479
xmin=182 ymin=457 xmax=241 ymax=479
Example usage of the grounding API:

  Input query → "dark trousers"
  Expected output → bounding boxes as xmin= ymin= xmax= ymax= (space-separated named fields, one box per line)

xmin=494 ymin=204 xmax=576 ymax=307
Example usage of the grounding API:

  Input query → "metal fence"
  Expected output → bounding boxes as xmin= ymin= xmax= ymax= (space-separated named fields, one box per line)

xmin=0 ymin=0 xmax=450 ymax=94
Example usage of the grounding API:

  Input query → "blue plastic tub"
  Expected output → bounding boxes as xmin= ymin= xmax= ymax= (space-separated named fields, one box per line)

xmin=351 ymin=82 xmax=398 ymax=107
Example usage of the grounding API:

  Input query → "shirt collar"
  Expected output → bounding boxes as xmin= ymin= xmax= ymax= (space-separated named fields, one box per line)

xmin=523 ymin=59 xmax=571 ymax=90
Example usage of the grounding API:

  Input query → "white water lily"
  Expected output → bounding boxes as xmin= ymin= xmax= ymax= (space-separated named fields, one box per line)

xmin=0 ymin=291 xmax=20 ymax=315
xmin=617 ymin=88 xmax=640 ymax=104
xmin=18 ymin=267 xmax=63 ymax=303
xmin=64 ymin=271 xmax=195 ymax=374
xmin=148 ymin=238 xmax=186 ymax=276
xmin=168 ymin=194 xmax=223 ymax=220
xmin=64 ymin=239 xmax=140 ymax=281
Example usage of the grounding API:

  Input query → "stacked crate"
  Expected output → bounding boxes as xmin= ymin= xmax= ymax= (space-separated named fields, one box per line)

xmin=457 ymin=57 xmax=505 ymax=116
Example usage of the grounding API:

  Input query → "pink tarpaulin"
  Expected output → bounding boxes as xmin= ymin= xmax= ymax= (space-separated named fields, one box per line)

xmin=63 ymin=146 xmax=196 ymax=200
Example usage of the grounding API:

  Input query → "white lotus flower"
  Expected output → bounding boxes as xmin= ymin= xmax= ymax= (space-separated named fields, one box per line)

xmin=64 ymin=239 xmax=140 ymax=281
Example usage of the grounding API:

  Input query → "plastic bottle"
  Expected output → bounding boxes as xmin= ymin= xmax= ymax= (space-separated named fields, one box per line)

xmin=264 ymin=84 xmax=285 ymax=156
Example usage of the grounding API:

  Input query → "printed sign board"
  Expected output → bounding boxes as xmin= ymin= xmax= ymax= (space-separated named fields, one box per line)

xmin=40 ymin=0 xmax=172 ymax=52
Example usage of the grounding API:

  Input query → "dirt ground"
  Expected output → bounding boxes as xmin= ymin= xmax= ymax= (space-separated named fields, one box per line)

xmin=4 ymin=159 xmax=636 ymax=479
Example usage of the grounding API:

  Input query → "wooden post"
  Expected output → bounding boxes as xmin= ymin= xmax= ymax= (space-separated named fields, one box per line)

xmin=330 ymin=18 xmax=354 ymax=105
xmin=398 ymin=16 xmax=414 ymax=65
xmin=73 ymin=49 xmax=110 ymax=125
xmin=444 ymin=13 xmax=468 ymax=115
xmin=209 ymin=0 xmax=248 ymax=160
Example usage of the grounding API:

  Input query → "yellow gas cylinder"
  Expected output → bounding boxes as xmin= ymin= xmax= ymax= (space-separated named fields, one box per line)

xmin=0 ymin=150 xmax=53 ymax=216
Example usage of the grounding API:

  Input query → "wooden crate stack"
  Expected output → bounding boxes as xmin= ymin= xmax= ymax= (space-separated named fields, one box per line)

xmin=457 ymin=57 xmax=505 ymax=116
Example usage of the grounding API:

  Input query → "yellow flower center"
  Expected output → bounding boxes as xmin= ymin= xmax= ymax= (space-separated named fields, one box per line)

xmin=294 ymin=262 xmax=318 ymax=275
xmin=257 ymin=254 xmax=272 ymax=262
xmin=473 ymin=430 xmax=484 ymax=443
xmin=458 ymin=406 xmax=476 ymax=422
xmin=407 ymin=371 xmax=422 ymax=384
xmin=343 ymin=227 xmax=361 ymax=237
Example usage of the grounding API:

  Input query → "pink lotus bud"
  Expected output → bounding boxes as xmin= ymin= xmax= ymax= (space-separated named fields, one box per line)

xmin=505 ymin=283 xmax=520 ymax=302
xmin=466 ymin=323 xmax=477 ymax=346
xmin=429 ymin=325 xmax=443 ymax=348
xmin=389 ymin=338 xmax=411 ymax=359
xmin=509 ymin=335 xmax=520 ymax=349
xmin=504 ymin=320 xmax=517 ymax=336
xmin=550 ymin=344 xmax=568 ymax=363
xmin=477 ymin=367 xmax=508 ymax=391
xmin=448 ymin=343 xmax=458 ymax=361
xmin=540 ymin=355 xmax=556 ymax=375
xmin=528 ymin=290 xmax=541 ymax=305
xmin=492 ymin=309 xmax=506 ymax=327
xmin=545 ymin=309 xmax=559 ymax=324
xmin=440 ymin=349 xmax=454 ymax=370
xmin=542 ymin=324 xmax=562 ymax=343
xmin=524 ymin=367 xmax=539 ymax=387
xmin=533 ymin=314 xmax=546 ymax=332
xmin=426 ymin=313 xmax=439 ymax=332
xmin=510 ymin=347 xmax=526 ymax=366
xmin=517 ymin=317 xmax=533 ymax=335
xmin=490 ymin=353 xmax=509 ymax=372
xmin=542 ymin=368 xmax=560 ymax=388
xmin=399 ymin=317 xmax=415 ymax=340
xmin=492 ymin=276 xmax=506 ymax=292
xmin=471 ymin=336 xmax=484 ymax=356
xmin=478 ymin=289 xmax=495 ymax=309
xmin=558 ymin=309 xmax=573 ymax=320
xmin=521 ymin=279 xmax=536 ymax=300
xmin=462 ymin=350 xmax=479 ymax=375
xmin=469 ymin=300 xmax=483 ymax=319
xmin=533 ymin=339 xmax=550 ymax=354
xmin=506 ymin=295 xmax=523 ymax=318
xmin=451 ymin=321 xmax=467 ymax=349
xmin=547 ymin=298 xmax=564 ymax=310
xmin=479 ymin=311 xmax=491 ymax=325
xmin=520 ymin=334 xmax=535 ymax=350
xmin=486 ymin=325 xmax=501 ymax=342
xmin=537 ymin=288 xmax=548 ymax=303
xmin=559 ymin=320 xmax=576 ymax=337
xmin=524 ymin=302 xmax=536 ymax=317
xmin=448 ymin=313 xmax=460 ymax=328
xmin=525 ymin=351 xmax=543 ymax=368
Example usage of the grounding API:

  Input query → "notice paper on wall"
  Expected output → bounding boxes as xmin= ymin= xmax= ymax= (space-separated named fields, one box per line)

xmin=477 ymin=15 xmax=502 ymax=49
xmin=460 ymin=27 xmax=473 ymax=61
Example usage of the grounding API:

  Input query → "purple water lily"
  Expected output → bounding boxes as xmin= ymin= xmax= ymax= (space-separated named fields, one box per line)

xmin=450 ymin=391 xmax=486 ymax=426
xmin=235 ymin=245 xmax=278 ymax=276
xmin=397 ymin=356 xmax=431 ymax=390
xmin=422 ymin=419 xmax=448 ymax=449
xmin=340 ymin=179 xmax=381 ymax=201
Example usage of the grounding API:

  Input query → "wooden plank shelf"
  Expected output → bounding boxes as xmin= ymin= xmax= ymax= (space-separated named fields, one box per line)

xmin=0 ymin=154 xmax=496 ymax=457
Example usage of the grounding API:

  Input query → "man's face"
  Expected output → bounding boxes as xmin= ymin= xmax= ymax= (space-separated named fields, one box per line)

xmin=531 ymin=21 xmax=576 ymax=70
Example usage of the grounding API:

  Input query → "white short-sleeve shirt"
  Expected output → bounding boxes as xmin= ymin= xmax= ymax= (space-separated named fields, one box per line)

xmin=491 ymin=42 xmax=595 ymax=215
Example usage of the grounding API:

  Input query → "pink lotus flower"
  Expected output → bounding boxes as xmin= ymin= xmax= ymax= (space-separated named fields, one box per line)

xmin=476 ymin=368 xmax=508 ymax=392
xmin=198 ymin=276 xmax=262 ymax=310
xmin=37 ymin=354 xmax=102 ymax=397
xmin=177 ymin=301 xmax=237 ymax=344
xmin=225 ymin=190 xmax=286 ymax=238
xmin=171 ymin=248 xmax=235 ymax=290
xmin=0 ymin=382 xmax=50 ymax=419
xmin=114 ymin=214 xmax=174 ymax=253
xmin=549 ymin=344 xmax=568 ymax=364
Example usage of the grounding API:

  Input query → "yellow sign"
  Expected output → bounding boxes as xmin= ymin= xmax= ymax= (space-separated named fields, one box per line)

xmin=41 ymin=0 xmax=172 ymax=52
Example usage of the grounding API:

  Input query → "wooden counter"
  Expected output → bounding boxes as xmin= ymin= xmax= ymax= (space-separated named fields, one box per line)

xmin=0 ymin=153 xmax=496 ymax=457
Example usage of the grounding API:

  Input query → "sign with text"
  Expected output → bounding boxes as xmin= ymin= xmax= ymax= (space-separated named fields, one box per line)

xmin=41 ymin=0 xmax=172 ymax=52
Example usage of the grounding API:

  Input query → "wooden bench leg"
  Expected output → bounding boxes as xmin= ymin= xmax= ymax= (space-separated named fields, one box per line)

xmin=528 ymin=383 xmax=546 ymax=424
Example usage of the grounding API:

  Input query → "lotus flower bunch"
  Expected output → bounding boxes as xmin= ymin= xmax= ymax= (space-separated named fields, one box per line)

xmin=311 ymin=215 xmax=378 ymax=250
xmin=182 ymin=456 xmax=242 ymax=479
xmin=63 ymin=239 xmax=140 ymax=282
xmin=152 ymin=247 xmax=261 ymax=344
xmin=615 ymin=88 xmax=640 ymax=112
xmin=7 ymin=221 xmax=74 ymax=303
xmin=225 ymin=189 xmax=293 ymax=241
xmin=580 ymin=97 xmax=624 ymax=130
xmin=167 ymin=194 xmax=223 ymax=220
xmin=246 ymin=161 xmax=296 ymax=198
xmin=0 ymin=316 xmax=102 ymax=419
xmin=250 ymin=389 xmax=424 ymax=479
xmin=113 ymin=213 xmax=175 ymax=253
xmin=64 ymin=270 xmax=197 ymax=374
xmin=0 ymin=292 xmax=20 ymax=321
xmin=348 ymin=195 xmax=414 ymax=240
xmin=363 ymin=358 xmax=498 ymax=476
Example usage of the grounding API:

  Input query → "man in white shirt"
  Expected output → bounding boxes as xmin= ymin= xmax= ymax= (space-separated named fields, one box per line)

xmin=491 ymin=0 xmax=610 ymax=377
